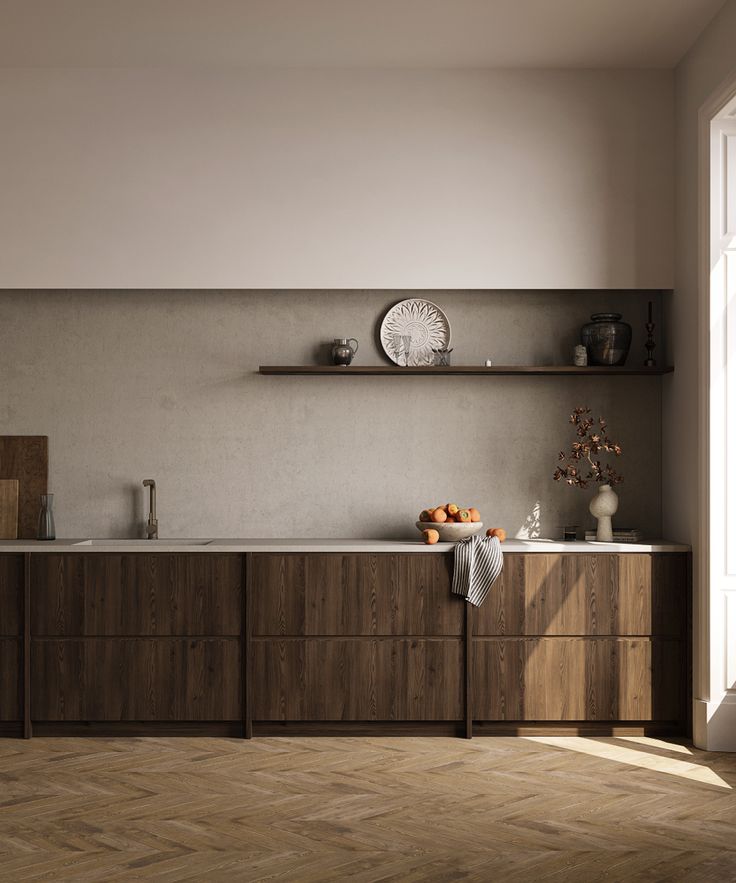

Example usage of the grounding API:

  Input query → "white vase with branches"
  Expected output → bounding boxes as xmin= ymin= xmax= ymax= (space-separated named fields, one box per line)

xmin=553 ymin=407 xmax=624 ymax=542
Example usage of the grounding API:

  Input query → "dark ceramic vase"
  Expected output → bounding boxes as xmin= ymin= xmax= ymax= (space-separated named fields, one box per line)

xmin=581 ymin=313 xmax=632 ymax=366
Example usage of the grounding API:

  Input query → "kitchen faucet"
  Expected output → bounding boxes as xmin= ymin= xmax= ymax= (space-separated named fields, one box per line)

xmin=143 ymin=479 xmax=158 ymax=539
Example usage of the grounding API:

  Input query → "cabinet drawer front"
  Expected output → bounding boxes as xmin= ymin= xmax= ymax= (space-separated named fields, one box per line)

xmin=474 ymin=554 xmax=687 ymax=637
xmin=31 ymin=554 xmax=243 ymax=636
xmin=0 ymin=555 xmax=23 ymax=636
xmin=0 ymin=639 xmax=21 ymax=721
xmin=472 ymin=637 xmax=682 ymax=721
xmin=31 ymin=638 xmax=241 ymax=720
xmin=252 ymin=638 xmax=463 ymax=720
xmin=251 ymin=553 xmax=462 ymax=636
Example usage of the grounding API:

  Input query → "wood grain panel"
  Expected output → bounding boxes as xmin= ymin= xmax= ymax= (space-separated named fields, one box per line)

xmin=305 ymin=554 xmax=394 ymax=635
xmin=479 ymin=553 xmax=527 ymax=638
xmin=395 ymin=555 xmax=461 ymax=636
xmin=0 ymin=480 xmax=19 ymax=539
xmin=31 ymin=638 xmax=241 ymax=720
xmin=0 ymin=554 xmax=22 ymax=636
xmin=374 ymin=637 xmax=463 ymax=720
xmin=0 ymin=638 xmax=21 ymax=720
xmin=474 ymin=554 xmax=687 ymax=637
xmin=251 ymin=553 xmax=462 ymax=636
xmin=251 ymin=554 xmax=307 ymax=636
xmin=472 ymin=637 xmax=682 ymax=721
xmin=0 ymin=436 xmax=48 ymax=539
xmin=252 ymin=638 xmax=463 ymax=720
xmin=30 ymin=554 xmax=243 ymax=636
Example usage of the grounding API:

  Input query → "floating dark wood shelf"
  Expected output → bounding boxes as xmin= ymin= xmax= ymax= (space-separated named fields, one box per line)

xmin=259 ymin=365 xmax=674 ymax=376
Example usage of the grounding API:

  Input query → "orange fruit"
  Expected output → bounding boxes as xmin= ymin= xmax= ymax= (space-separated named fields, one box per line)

xmin=431 ymin=508 xmax=448 ymax=523
xmin=419 ymin=509 xmax=433 ymax=522
xmin=486 ymin=527 xmax=507 ymax=542
xmin=457 ymin=509 xmax=471 ymax=523
xmin=447 ymin=504 xmax=459 ymax=516
xmin=469 ymin=507 xmax=481 ymax=522
xmin=446 ymin=515 xmax=456 ymax=523
xmin=423 ymin=528 xmax=440 ymax=545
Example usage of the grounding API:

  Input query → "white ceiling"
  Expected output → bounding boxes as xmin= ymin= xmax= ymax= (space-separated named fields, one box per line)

xmin=0 ymin=0 xmax=726 ymax=68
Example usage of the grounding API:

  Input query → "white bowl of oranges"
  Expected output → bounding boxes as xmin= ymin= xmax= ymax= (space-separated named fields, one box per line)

xmin=416 ymin=504 xmax=483 ymax=543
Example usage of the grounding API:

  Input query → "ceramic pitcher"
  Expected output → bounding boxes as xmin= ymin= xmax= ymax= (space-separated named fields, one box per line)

xmin=331 ymin=338 xmax=359 ymax=366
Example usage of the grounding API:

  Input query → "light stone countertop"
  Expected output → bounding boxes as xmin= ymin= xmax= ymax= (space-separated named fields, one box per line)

xmin=0 ymin=538 xmax=690 ymax=553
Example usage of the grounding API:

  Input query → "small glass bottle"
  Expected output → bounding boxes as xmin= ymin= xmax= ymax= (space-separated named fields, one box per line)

xmin=38 ymin=494 xmax=56 ymax=541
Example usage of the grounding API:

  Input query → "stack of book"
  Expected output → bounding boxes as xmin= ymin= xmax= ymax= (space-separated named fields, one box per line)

xmin=585 ymin=528 xmax=643 ymax=543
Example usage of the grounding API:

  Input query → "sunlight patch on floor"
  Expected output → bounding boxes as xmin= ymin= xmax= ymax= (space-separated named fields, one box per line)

xmin=617 ymin=735 xmax=693 ymax=754
xmin=523 ymin=736 xmax=731 ymax=790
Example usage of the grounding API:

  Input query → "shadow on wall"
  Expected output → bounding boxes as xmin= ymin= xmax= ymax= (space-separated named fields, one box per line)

xmin=127 ymin=483 xmax=144 ymax=539
xmin=516 ymin=500 xmax=542 ymax=539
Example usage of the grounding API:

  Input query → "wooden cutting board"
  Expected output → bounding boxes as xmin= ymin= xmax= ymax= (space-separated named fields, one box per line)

xmin=0 ymin=480 xmax=19 ymax=539
xmin=0 ymin=436 xmax=48 ymax=539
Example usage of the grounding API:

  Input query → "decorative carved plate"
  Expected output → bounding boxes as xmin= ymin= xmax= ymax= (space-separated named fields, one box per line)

xmin=379 ymin=299 xmax=451 ymax=366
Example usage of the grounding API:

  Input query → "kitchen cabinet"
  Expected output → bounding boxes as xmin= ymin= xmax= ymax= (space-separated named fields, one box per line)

xmin=31 ymin=553 xmax=242 ymax=636
xmin=0 ymin=545 xmax=690 ymax=738
xmin=252 ymin=638 xmax=463 ymax=721
xmin=251 ymin=553 xmax=462 ymax=636
xmin=250 ymin=553 xmax=465 ymax=726
xmin=251 ymin=551 xmax=689 ymax=735
xmin=29 ymin=553 xmax=243 ymax=724
xmin=473 ymin=553 xmax=686 ymax=636
xmin=32 ymin=638 xmax=241 ymax=721
xmin=471 ymin=553 xmax=689 ymax=727
xmin=472 ymin=637 xmax=682 ymax=721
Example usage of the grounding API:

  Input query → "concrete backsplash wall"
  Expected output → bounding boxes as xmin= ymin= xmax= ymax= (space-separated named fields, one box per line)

xmin=0 ymin=290 xmax=662 ymax=540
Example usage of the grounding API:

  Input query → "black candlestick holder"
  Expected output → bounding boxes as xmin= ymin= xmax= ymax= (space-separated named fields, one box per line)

xmin=644 ymin=321 xmax=656 ymax=366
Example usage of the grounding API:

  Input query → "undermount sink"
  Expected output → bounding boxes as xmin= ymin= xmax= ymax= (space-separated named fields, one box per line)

xmin=73 ymin=539 xmax=213 ymax=546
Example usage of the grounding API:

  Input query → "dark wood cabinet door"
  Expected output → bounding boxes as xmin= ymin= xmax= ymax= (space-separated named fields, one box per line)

xmin=0 ymin=554 xmax=23 ymax=636
xmin=252 ymin=638 xmax=463 ymax=721
xmin=472 ymin=637 xmax=682 ymax=721
xmin=250 ymin=554 xmax=307 ymax=636
xmin=0 ymin=639 xmax=21 ymax=720
xmin=31 ymin=554 xmax=243 ymax=636
xmin=0 ymin=556 xmax=23 ymax=723
xmin=32 ymin=638 xmax=241 ymax=720
xmin=251 ymin=553 xmax=462 ymax=636
xmin=474 ymin=553 xmax=687 ymax=637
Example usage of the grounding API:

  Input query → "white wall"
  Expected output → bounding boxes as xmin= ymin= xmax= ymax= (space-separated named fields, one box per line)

xmin=0 ymin=68 xmax=673 ymax=289
xmin=667 ymin=2 xmax=736 ymax=547
xmin=668 ymin=0 xmax=736 ymax=749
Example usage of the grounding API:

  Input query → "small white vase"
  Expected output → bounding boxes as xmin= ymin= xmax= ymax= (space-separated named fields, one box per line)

xmin=589 ymin=484 xmax=619 ymax=542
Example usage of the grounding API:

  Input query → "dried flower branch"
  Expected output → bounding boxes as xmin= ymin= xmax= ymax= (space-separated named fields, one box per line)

xmin=553 ymin=407 xmax=623 ymax=488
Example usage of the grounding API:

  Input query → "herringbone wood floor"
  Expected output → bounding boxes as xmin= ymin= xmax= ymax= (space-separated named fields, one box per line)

xmin=1 ymin=736 xmax=735 ymax=882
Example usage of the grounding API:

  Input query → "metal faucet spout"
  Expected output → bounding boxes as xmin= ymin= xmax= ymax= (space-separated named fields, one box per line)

xmin=143 ymin=479 xmax=158 ymax=539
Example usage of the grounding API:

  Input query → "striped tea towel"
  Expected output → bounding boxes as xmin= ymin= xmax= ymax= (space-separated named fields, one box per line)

xmin=451 ymin=534 xmax=504 ymax=607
